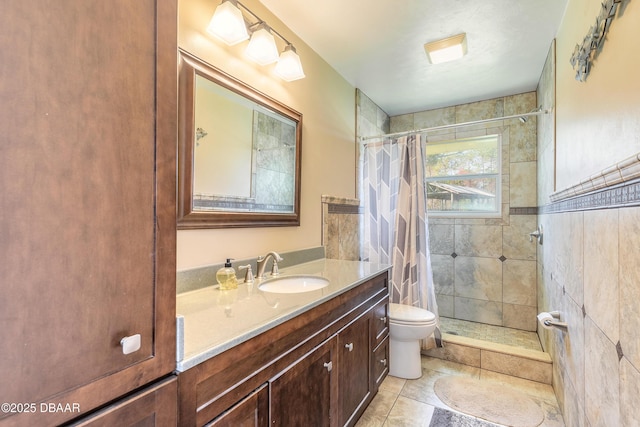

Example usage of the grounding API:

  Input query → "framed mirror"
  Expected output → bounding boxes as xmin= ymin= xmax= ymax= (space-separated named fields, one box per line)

xmin=178 ymin=49 xmax=302 ymax=229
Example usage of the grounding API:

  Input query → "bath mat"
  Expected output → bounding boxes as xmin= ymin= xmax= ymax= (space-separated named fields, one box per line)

xmin=429 ymin=407 xmax=500 ymax=426
xmin=434 ymin=376 xmax=544 ymax=427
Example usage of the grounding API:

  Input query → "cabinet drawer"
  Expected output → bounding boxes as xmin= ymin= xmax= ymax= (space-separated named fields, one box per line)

xmin=372 ymin=338 xmax=389 ymax=389
xmin=371 ymin=298 xmax=389 ymax=348
xmin=69 ymin=376 xmax=177 ymax=427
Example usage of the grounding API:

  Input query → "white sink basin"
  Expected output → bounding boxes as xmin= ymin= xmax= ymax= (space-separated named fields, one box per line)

xmin=258 ymin=275 xmax=330 ymax=294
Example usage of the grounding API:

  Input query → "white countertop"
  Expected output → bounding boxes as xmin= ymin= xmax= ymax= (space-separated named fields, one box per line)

xmin=176 ymin=258 xmax=390 ymax=372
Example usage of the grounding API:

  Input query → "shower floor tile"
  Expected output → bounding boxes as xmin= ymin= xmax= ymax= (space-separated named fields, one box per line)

xmin=439 ymin=317 xmax=542 ymax=352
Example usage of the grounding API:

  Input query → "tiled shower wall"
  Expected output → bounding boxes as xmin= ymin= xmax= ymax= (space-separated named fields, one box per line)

xmin=536 ymin=37 xmax=640 ymax=425
xmin=390 ymin=93 xmax=539 ymax=331
xmin=253 ymin=111 xmax=296 ymax=208
xmin=356 ymin=89 xmax=390 ymax=138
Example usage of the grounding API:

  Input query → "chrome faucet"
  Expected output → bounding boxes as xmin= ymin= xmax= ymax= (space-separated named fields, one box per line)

xmin=256 ymin=251 xmax=283 ymax=279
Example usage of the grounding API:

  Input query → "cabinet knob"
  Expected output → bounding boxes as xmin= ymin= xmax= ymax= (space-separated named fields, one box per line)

xmin=323 ymin=361 xmax=333 ymax=372
xmin=120 ymin=334 xmax=141 ymax=355
xmin=379 ymin=358 xmax=387 ymax=366
xmin=345 ymin=343 xmax=354 ymax=352
xmin=379 ymin=316 xmax=387 ymax=324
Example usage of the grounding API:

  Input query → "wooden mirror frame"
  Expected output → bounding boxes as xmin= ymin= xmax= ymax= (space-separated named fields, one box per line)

xmin=177 ymin=49 xmax=302 ymax=229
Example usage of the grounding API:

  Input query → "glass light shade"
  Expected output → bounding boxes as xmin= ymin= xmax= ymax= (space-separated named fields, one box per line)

xmin=245 ymin=24 xmax=279 ymax=65
xmin=206 ymin=0 xmax=249 ymax=46
xmin=424 ymin=33 xmax=468 ymax=64
xmin=275 ymin=45 xmax=305 ymax=82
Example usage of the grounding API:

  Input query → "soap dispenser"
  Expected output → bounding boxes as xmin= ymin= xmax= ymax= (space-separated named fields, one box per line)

xmin=216 ymin=258 xmax=238 ymax=290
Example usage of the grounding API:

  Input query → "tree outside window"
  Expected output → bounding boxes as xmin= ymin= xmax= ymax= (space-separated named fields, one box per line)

xmin=424 ymin=134 xmax=501 ymax=216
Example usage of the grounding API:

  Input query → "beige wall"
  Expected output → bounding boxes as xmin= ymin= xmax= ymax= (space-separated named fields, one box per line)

xmin=194 ymin=83 xmax=253 ymax=197
xmin=555 ymin=0 xmax=640 ymax=191
xmin=537 ymin=0 xmax=640 ymax=425
xmin=177 ymin=0 xmax=356 ymax=269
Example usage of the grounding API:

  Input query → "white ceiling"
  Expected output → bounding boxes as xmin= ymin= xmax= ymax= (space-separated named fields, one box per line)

xmin=258 ymin=0 xmax=568 ymax=116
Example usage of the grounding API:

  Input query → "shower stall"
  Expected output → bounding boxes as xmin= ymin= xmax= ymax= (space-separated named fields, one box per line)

xmin=357 ymin=89 xmax=544 ymax=354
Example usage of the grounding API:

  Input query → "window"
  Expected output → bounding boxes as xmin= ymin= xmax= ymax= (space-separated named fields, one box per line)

xmin=424 ymin=134 xmax=501 ymax=216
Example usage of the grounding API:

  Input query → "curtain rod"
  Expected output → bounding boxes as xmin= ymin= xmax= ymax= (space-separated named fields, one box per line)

xmin=360 ymin=108 xmax=552 ymax=143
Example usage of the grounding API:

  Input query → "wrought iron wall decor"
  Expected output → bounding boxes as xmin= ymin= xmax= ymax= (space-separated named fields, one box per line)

xmin=195 ymin=127 xmax=208 ymax=146
xmin=569 ymin=0 xmax=628 ymax=82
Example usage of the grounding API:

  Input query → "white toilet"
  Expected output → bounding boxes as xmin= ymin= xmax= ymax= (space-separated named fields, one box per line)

xmin=388 ymin=303 xmax=437 ymax=379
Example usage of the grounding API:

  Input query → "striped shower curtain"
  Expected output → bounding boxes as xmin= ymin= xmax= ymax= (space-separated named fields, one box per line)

xmin=361 ymin=134 xmax=441 ymax=350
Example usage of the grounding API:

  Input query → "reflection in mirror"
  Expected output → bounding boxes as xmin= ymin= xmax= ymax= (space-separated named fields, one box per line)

xmin=193 ymin=76 xmax=297 ymax=212
xmin=178 ymin=49 xmax=302 ymax=229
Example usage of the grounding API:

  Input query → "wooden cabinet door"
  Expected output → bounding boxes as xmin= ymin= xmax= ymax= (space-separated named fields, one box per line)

xmin=0 ymin=1 xmax=176 ymax=425
xmin=338 ymin=314 xmax=372 ymax=426
xmin=270 ymin=337 xmax=338 ymax=426
xmin=68 ymin=377 xmax=177 ymax=427
xmin=206 ymin=384 xmax=268 ymax=427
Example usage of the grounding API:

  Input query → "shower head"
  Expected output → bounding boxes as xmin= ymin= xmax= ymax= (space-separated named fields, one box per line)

xmin=518 ymin=106 xmax=543 ymax=123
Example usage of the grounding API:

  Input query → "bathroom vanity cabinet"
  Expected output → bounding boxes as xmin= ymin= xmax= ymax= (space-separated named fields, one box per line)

xmin=177 ymin=272 xmax=390 ymax=426
xmin=0 ymin=1 xmax=177 ymax=425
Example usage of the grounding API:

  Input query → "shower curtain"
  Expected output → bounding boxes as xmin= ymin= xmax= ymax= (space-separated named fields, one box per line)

xmin=361 ymin=134 xmax=441 ymax=350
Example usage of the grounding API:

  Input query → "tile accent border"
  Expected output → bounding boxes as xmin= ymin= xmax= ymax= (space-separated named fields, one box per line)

xmin=509 ymin=207 xmax=538 ymax=215
xmin=194 ymin=193 xmax=292 ymax=212
xmin=322 ymin=195 xmax=361 ymax=216
xmin=542 ymin=178 xmax=640 ymax=214
xmin=542 ymin=153 xmax=640 ymax=213
xmin=328 ymin=203 xmax=361 ymax=214
xmin=321 ymin=195 xmax=360 ymax=205
xmin=550 ymin=152 xmax=640 ymax=202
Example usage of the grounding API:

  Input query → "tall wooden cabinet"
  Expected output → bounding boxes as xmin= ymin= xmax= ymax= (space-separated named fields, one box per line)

xmin=0 ymin=1 xmax=177 ymax=425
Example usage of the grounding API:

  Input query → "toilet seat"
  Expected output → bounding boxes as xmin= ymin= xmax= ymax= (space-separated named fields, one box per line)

xmin=389 ymin=303 xmax=436 ymax=326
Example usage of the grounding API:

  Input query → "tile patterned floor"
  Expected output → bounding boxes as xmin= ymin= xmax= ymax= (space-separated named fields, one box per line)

xmin=439 ymin=317 xmax=543 ymax=352
xmin=356 ymin=356 xmax=564 ymax=427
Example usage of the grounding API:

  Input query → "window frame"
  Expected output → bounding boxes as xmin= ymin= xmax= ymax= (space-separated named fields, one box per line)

xmin=424 ymin=132 xmax=503 ymax=219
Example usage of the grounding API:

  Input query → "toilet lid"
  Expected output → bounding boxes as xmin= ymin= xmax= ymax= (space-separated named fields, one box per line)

xmin=389 ymin=303 xmax=436 ymax=324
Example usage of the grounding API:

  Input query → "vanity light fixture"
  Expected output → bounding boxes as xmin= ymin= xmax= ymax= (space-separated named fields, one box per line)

xmin=275 ymin=45 xmax=305 ymax=82
xmin=206 ymin=0 xmax=249 ymax=45
xmin=206 ymin=0 xmax=306 ymax=81
xmin=245 ymin=23 xmax=279 ymax=65
xmin=424 ymin=33 xmax=468 ymax=64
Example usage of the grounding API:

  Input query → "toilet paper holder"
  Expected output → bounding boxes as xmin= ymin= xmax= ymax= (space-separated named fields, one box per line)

xmin=539 ymin=311 xmax=568 ymax=330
